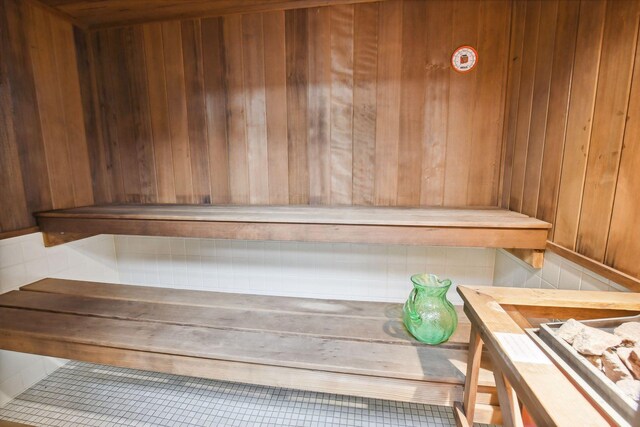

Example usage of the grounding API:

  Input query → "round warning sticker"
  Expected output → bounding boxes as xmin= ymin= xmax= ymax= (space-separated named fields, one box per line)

xmin=451 ymin=46 xmax=478 ymax=73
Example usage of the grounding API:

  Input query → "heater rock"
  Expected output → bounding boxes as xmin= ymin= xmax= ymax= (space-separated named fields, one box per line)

xmin=572 ymin=326 xmax=622 ymax=356
xmin=614 ymin=322 xmax=640 ymax=345
xmin=617 ymin=347 xmax=640 ymax=380
xmin=585 ymin=355 xmax=603 ymax=371
xmin=556 ymin=319 xmax=585 ymax=345
xmin=616 ymin=379 xmax=640 ymax=402
xmin=602 ymin=351 xmax=632 ymax=382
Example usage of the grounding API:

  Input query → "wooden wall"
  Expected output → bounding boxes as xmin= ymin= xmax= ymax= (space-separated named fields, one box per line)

xmin=81 ymin=0 xmax=512 ymax=207
xmin=501 ymin=0 xmax=640 ymax=280
xmin=0 ymin=0 xmax=93 ymax=235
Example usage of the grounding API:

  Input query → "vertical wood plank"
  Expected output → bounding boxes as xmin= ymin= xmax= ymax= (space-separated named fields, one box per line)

xmin=285 ymin=9 xmax=309 ymax=204
xmin=351 ymin=2 xmax=378 ymax=206
xmin=374 ymin=0 xmax=402 ymax=206
xmin=90 ymin=30 xmax=126 ymax=202
xmin=0 ymin=4 xmax=30 ymax=231
xmin=507 ymin=0 xmax=540 ymax=212
xmin=263 ymin=11 xmax=290 ymax=204
xmin=241 ymin=13 xmax=270 ymax=204
xmin=467 ymin=0 xmax=511 ymax=206
xmin=329 ymin=4 xmax=354 ymax=205
xmin=421 ymin=0 xmax=451 ymax=207
xmin=50 ymin=16 xmax=94 ymax=207
xmin=307 ymin=7 xmax=331 ymax=205
xmin=577 ymin=0 xmax=640 ymax=261
xmin=536 ymin=0 xmax=580 ymax=236
xmin=2 ymin=0 xmax=52 ymax=215
xmin=222 ymin=15 xmax=250 ymax=204
xmin=201 ymin=17 xmax=231 ymax=204
xmin=162 ymin=21 xmax=194 ymax=203
xmin=396 ymin=0 xmax=426 ymax=207
xmin=143 ymin=23 xmax=177 ymax=203
xmin=109 ymin=28 xmax=143 ymax=203
xmin=27 ymin=6 xmax=75 ymax=209
xmin=121 ymin=26 xmax=158 ymax=203
xmin=606 ymin=30 xmax=640 ymax=279
xmin=182 ymin=19 xmax=212 ymax=204
xmin=553 ymin=0 xmax=606 ymax=249
xmin=499 ymin=0 xmax=527 ymax=209
xmin=443 ymin=0 xmax=480 ymax=206
xmin=520 ymin=0 xmax=558 ymax=216
xmin=74 ymin=27 xmax=112 ymax=204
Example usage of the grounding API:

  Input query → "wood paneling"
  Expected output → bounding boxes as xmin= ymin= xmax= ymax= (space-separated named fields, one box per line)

xmin=0 ymin=0 xmax=94 ymax=235
xmin=33 ymin=0 xmax=383 ymax=30
xmin=502 ymin=0 xmax=640 ymax=281
xmin=84 ymin=0 xmax=513 ymax=210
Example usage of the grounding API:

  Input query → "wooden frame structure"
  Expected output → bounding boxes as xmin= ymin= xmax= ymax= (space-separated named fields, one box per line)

xmin=454 ymin=286 xmax=640 ymax=427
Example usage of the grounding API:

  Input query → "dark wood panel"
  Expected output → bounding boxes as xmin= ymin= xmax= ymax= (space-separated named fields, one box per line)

xmin=503 ymin=0 xmax=640 ymax=282
xmin=35 ymin=0 xmax=383 ymax=29
xmin=0 ymin=0 xmax=96 ymax=235
xmin=81 ymin=0 xmax=512 ymax=210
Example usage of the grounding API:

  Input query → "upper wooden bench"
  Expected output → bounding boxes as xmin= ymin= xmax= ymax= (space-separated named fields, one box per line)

xmin=35 ymin=204 xmax=550 ymax=250
xmin=0 ymin=278 xmax=500 ymax=424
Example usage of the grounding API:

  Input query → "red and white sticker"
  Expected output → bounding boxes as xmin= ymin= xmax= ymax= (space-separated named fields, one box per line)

xmin=451 ymin=46 xmax=478 ymax=73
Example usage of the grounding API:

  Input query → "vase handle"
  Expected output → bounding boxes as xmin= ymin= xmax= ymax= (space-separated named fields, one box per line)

xmin=406 ymin=287 xmax=422 ymax=326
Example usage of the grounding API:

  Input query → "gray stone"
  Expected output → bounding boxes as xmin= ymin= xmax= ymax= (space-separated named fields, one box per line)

xmin=614 ymin=322 xmax=640 ymax=345
xmin=556 ymin=318 xmax=585 ymax=345
xmin=572 ymin=326 xmax=622 ymax=356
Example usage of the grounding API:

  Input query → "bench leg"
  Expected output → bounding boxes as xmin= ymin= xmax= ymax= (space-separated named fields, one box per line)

xmin=493 ymin=365 xmax=523 ymax=427
xmin=460 ymin=325 xmax=483 ymax=425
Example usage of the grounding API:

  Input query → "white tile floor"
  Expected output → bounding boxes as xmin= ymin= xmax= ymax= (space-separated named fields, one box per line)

xmin=0 ymin=361 xmax=481 ymax=427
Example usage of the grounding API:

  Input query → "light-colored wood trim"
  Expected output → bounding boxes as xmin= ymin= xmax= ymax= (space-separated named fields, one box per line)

xmin=504 ymin=248 xmax=544 ymax=269
xmin=0 ymin=226 xmax=39 ymax=240
xmin=453 ymin=401 xmax=470 ymax=427
xmin=492 ymin=365 xmax=523 ymax=427
xmin=458 ymin=286 xmax=612 ymax=426
xmin=475 ymin=285 xmax=640 ymax=312
xmin=462 ymin=326 xmax=483 ymax=425
xmin=546 ymin=241 xmax=640 ymax=292
xmin=42 ymin=231 xmax=95 ymax=247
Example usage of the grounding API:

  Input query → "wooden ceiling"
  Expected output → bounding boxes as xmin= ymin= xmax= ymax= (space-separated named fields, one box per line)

xmin=32 ymin=0 xmax=382 ymax=29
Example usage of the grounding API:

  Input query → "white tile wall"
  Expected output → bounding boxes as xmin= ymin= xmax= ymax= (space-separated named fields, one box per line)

xmin=114 ymin=236 xmax=496 ymax=305
xmin=493 ymin=248 xmax=628 ymax=292
xmin=0 ymin=233 xmax=119 ymax=406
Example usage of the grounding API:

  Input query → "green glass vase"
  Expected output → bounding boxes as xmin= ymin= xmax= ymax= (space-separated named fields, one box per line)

xmin=403 ymin=273 xmax=458 ymax=345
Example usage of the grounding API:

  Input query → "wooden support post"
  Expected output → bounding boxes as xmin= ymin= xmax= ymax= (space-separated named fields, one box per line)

xmin=504 ymin=248 xmax=544 ymax=269
xmin=42 ymin=231 xmax=95 ymax=247
xmin=493 ymin=364 xmax=524 ymax=427
xmin=462 ymin=326 xmax=483 ymax=424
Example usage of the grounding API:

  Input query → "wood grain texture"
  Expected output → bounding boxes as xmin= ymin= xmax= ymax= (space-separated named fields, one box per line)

xmin=80 ymin=0 xmax=512 ymax=210
xmin=35 ymin=204 xmax=550 ymax=249
xmin=576 ymin=0 xmax=640 ymax=261
xmin=443 ymin=0 xmax=480 ymax=206
xmin=0 ymin=0 xmax=96 ymax=235
xmin=35 ymin=0 xmax=382 ymax=29
xmin=0 ymin=278 xmax=500 ymax=423
xmin=502 ymin=0 xmax=640 ymax=282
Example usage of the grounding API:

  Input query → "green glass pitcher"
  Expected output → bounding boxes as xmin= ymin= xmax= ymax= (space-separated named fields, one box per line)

xmin=403 ymin=273 xmax=458 ymax=345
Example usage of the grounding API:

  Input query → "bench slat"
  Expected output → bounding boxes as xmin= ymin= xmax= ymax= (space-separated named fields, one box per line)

xmin=0 ymin=307 xmax=495 ymax=386
xmin=22 ymin=279 xmax=401 ymax=319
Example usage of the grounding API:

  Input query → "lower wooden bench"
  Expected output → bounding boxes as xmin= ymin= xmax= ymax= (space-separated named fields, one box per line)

xmin=0 ymin=279 xmax=500 ymax=424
